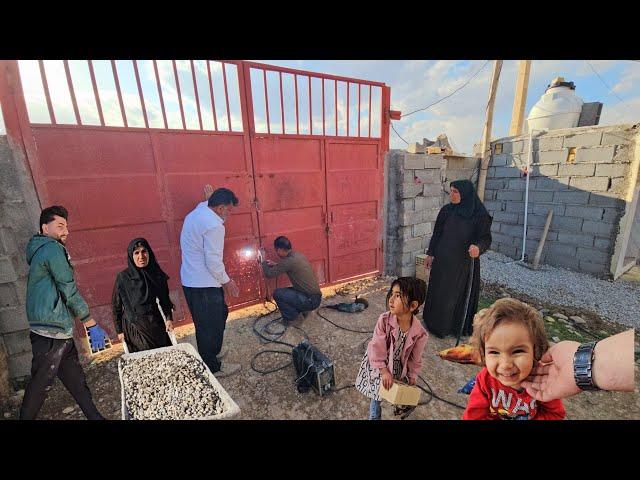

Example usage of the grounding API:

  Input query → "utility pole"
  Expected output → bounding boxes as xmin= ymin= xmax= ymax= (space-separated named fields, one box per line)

xmin=476 ymin=60 xmax=503 ymax=202
xmin=509 ymin=60 xmax=532 ymax=136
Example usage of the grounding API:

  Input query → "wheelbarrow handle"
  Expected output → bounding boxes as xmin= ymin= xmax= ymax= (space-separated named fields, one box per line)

xmin=156 ymin=297 xmax=178 ymax=346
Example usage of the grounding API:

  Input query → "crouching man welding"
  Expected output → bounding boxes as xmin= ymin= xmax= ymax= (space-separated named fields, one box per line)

xmin=259 ymin=236 xmax=322 ymax=323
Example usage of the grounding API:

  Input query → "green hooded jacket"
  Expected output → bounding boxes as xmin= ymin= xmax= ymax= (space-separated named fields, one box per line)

xmin=25 ymin=234 xmax=91 ymax=336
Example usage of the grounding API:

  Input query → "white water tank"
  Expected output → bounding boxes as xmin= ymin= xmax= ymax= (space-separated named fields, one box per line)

xmin=527 ymin=77 xmax=584 ymax=132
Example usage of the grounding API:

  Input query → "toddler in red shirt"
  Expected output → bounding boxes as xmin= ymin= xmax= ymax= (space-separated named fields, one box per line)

xmin=463 ymin=298 xmax=565 ymax=420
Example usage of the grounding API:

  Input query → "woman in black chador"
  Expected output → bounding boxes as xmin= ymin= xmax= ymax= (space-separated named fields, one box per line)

xmin=112 ymin=237 xmax=174 ymax=352
xmin=422 ymin=180 xmax=492 ymax=338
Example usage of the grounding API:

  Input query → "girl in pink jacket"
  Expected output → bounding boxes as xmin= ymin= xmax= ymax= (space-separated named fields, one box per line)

xmin=355 ymin=277 xmax=429 ymax=419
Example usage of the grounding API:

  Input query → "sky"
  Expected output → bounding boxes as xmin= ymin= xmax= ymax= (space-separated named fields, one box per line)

xmin=1 ymin=60 xmax=638 ymax=155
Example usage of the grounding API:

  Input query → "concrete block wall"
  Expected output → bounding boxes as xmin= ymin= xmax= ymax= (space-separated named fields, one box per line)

xmin=485 ymin=124 xmax=638 ymax=277
xmin=384 ymin=150 xmax=480 ymax=277
xmin=0 ymin=135 xmax=41 ymax=386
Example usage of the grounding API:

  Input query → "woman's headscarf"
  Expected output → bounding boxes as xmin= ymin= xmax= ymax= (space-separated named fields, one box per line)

xmin=124 ymin=237 xmax=169 ymax=308
xmin=450 ymin=179 xmax=489 ymax=219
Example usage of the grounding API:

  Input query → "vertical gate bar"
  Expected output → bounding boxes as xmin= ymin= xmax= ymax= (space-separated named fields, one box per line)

xmin=321 ymin=78 xmax=325 ymax=136
xmin=88 ymin=60 xmax=105 ymax=126
xmin=111 ymin=60 xmax=128 ymax=127
xmin=368 ymin=84 xmax=372 ymax=138
xmin=263 ymin=69 xmax=270 ymax=134
xmin=172 ymin=60 xmax=186 ymax=130
xmin=153 ymin=60 xmax=168 ymax=129
xmin=133 ymin=60 xmax=149 ymax=128
xmin=279 ymin=71 xmax=284 ymax=134
xmin=221 ymin=62 xmax=232 ymax=131
xmin=357 ymin=83 xmax=361 ymax=137
xmin=308 ymin=75 xmax=312 ymax=135
xmin=346 ymin=81 xmax=349 ymax=137
xmin=38 ymin=60 xmax=56 ymax=124
xmin=334 ymin=80 xmax=337 ymax=136
xmin=207 ymin=60 xmax=218 ymax=131
xmin=190 ymin=60 xmax=203 ymax=130
xmin=294 ymin=73 xmax=299 ymax=135
xmin=63 ymin=60 xmax=81 ymax=125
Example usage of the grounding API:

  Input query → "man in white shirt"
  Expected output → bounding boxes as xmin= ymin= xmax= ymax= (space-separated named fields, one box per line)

xmin=180 ymin=186 xmax=241 ymax=377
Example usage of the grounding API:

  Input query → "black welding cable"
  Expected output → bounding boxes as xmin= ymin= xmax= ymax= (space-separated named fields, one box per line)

xmin=316 ymin=307 xmax=375 ymax=334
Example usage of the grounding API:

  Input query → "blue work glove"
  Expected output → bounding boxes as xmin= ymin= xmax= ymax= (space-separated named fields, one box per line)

xmin=87 ymin=324 xmax=109 ymax=351
xmin=457 ymin=377 xmax=477 ymax=395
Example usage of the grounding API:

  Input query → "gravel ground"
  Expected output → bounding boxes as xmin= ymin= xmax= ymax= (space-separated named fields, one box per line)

xmin=481 ymin=251 xmax=640 ymax=329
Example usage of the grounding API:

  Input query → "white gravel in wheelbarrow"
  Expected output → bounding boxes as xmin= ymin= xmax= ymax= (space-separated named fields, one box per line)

xmin=480 ymin=250 xmax=640 ymax=329
xmin=121 ymin=349 xmax=223 ymax=420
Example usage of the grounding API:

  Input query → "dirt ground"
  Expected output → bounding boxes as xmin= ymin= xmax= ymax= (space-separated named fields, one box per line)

xmin=2 ymin=276 xmax=639 ymax=420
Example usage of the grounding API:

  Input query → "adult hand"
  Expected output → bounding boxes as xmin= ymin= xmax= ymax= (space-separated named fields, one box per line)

xmin=165 ymin=320 xmax=174 ymax=332
xmin=521 ymin=341 xmax=581 ymax=402
xmin=425 ymin=255 xmax=434 ymax=269
xmin=265 ymin=259 xmax=276 ymax=267
xmin=381 ymin=368 xmax=394 ymax=390
xmin=87 ymin=323 xmax=109 ymax=351
xmin=223 ymin=279 xmax=240 ymax=298
xmin=203 ymin=184 xmax=214 ymax=201
xmin=117 ymin=333 xmax=125 ymax=342
xmin=468 ymin=244 xmax=480 ymax=258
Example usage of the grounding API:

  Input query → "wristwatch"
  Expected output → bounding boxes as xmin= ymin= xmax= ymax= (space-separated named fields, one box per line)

xmin=573 ymin=341 xmax=600 ymax=391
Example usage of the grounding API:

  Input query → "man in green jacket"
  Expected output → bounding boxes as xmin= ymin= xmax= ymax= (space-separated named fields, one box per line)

xmin=20 ymin=205 xmax=109 ymax=420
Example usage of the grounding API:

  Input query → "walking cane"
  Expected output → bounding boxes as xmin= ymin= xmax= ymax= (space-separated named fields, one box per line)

xmin=455 ymin=257 xmax=475 ymax=347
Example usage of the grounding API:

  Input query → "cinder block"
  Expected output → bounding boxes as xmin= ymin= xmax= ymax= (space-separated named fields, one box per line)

xmin=528 ymin=191 xmax=555 ymax=203
xmin=579 ymin=260 xmax=607 ymax=275
xmin=575 ymin=146 xmax=615 ymax=164
xmin=0 ymin=283 xmax=19 ymax=308
xmin=402 ymin=210 xmax=423 ymax=225
xmin=484 ymin=201 xmax=503 ymax=212
xmin=534 ymin=136 xmax=564 ymax=151
xmin=491 ymin=222 xmax=501 ymax=233
xmin=602 ymin=208 xmax=620 ymax=223
xmin=558 ymin=163 xmax=596 ymax=177
xmin=399 ymin=265 xmax=415 ymax=277
xmin=530 ymin=164 xmax=559 ymax=176
xmin=487 ymin=167 xmax=497 ymax=178
xmin=545 ymin=243 xmax=577 ymax=258
xmin=0 ymin=307 xmax=29 ymax=334
xmin=588 ymin=192 xmax=624 ymax=208
xmin=403 ymin=171 xmax=415 ymax=183
xmin=493 ymin=167 xmax=522 ymax=178
xmin=424 ymin=154 xmax=445 ymax=169
xmin=422 ymin=183 xmax=443 ymax=197
xmin=553 ymin=190 xmax=590 ymax=204
xmin=398 ymin=226 xmax=414 ymax=240
xmin=526 ymin=227 xmax=557 ymax=241
xmin=401 ymin=252 xmax=414 ymax=268
xmin=400 ymin=183 xmax=423 ymax=199
xmin=582 ymin=220 xmax=616 ymax=236
xmin=502 ymin=140 xmax=524 ymax=154
xmin=497 ymin=190 xmax=524 ymax=201
xmin=612 ymin=145 xmax=631 ymax=163
xmin=595 ymin=163 xmax=629 ymax=178
xmin=610 ymin=177 xmax=626 ymax=192
xmin=563 ymin=131 xmax=603 ymax=148
xmin=421 ymin=236 xmax=431 ymax=251
xmin=551 ymin=216 xmax=584 ymax=232
xmin=501 ymin=224 xmax=524 ymax=237
xmin=413 ymin=222 xmax=432 ymax=237
xmin=491 ymin=154 xmax=510 ymax=167
xmin=535 ymin=150 xmax=568 ymax=163
xmin=494 ymin=242 xmax=517 ymax=258
xmin=506 ymin=202 xmax=533 ymax=213
xmin=8 ymin=351 xmax=32 ymax=379
xmin=545 ymin=253 xmax=580 ymax=271
xmin=0 ymin=256 xmax=18 ymax=284
xmin=401 ymin=237 xmax=423 ymax=253
xmin=569 ymin=176 xmax=610 ymax=192
xmin=533 ymin=203 xmax=565 ymax=216
xmin=601 ymin=130 xmax=635 ymax=146
xmin=404 ymin=154 xmax=425 ymax=170
xmin=3 ymin=330 xmax=31 ymax=356
xmin=508 ymin=179 xmax=527 ymax=191
xmin=565 ymin=205 xmax=604 ymax=220
xmin=414 ymin=169 xmax=441 ymax=184
xmin=526 ymin=214 xmax=550 ymax=227
xmin=492 ymin=232 xmax=515 ymax=245
xmin=486 ymin=179 xmax=506 ymax=190
xmin=577 ymin=247 xmax=610 ymax=264
xmin=594 ymin=237 xmax=611 ymax=250
xmin=401 ymin=198 xmax=414 ymax=213
xmin=422 ymin=208 xmax=440 ymax=223
xmin=535 ymin=177 xmax=570 ymax=191
xmin=414 ymin=196 xmax=441 ymax=212
xmin=557 ymin=232 xmax=595 ymax=247
xmin=484 ymin=190 xmax=496 ymax=201
xmin=493 ymin=211 xmax=519 ymax=223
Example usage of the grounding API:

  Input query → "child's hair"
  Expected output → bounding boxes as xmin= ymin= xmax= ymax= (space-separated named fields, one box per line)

xmin=471 ymin=298 xmax=548 ymax=363
xmin=385 ymin=277 xmax=427 ymax=316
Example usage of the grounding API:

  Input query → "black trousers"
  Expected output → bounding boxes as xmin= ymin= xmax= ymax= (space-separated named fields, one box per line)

xmin=20 ymin=332 xmax=104 ymax=420
xmin=182 ymin=286 xmax=228 ymax=373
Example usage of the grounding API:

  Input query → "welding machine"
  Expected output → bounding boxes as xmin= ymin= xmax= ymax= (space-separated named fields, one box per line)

xmin=292 ymin=340 xmax=336 ymax=396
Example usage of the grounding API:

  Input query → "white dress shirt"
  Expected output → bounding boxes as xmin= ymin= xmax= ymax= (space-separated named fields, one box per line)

xmin=180 ymin=201 xmax=231 ymax=288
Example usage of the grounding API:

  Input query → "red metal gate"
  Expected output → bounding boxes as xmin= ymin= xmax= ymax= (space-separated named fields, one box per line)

xmin=0 ymin=59 xmax=390 ymax=347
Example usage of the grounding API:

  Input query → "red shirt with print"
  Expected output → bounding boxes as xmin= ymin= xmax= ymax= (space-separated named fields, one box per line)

xmin=463 ymin=367 xmax=566 ymax=420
